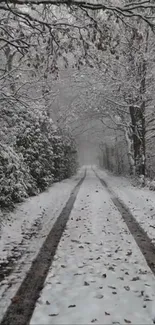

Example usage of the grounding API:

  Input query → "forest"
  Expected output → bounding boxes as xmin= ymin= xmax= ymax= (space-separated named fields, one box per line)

xmin=0 ymin=0 xmax=155 ymax=209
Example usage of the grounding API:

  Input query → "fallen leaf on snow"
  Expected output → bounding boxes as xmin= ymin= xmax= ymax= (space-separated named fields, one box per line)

xmin=91 ymin=319 xmax=98 ymax=323
xmin=78 ymin=264 xmax=85 ymax=269
xmin=139 ymin=269 xmax=147 ymax=275
xmin=108 ymin=285 xmax=116 ymax=290
xmin=95 ymin=294 xmax=104 ymax=299
xmin=124 ymin=319 xmax=131 ymax=323
xmin=115 ymin=246 xmax=120 ymax=253
xmin=124 ymin=286 xmax=130 ymax=291
xmin=46 ymin=300 xmax=50 ymax=305
xmin=71 ymin=239 xmax=80 ymax=244
xmin=114 ymin=258 xmax=121 ymax=261
xmin=126 ymin=251 xmax=132 ymax=256
xmin=144 ymin=296 xmax=152 ymax=301
xmin=102 ymin=273 xmax=107 ymax=278
xmin=131 ymin=276 xmax=140 ymax=281
xmin=118 ymin=277 xmax=124 ymax=280
xmin=49 ymin=313 xmax=59 ymax=317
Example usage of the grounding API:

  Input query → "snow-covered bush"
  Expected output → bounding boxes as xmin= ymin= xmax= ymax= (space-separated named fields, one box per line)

xmin=15 ymin=116 xmax=54 ymax=191
xmin=15 ymin=111 xmax=78 ymax=190
xmin=0 ymin=104 xmax=78 ymax=210
xmin=0 ymin=144 xmax=36 ymax=208
xmin=61 ymin=135 xmax=78 ymax=179
xmin=51 ymin=131 xmax=78 ymax=181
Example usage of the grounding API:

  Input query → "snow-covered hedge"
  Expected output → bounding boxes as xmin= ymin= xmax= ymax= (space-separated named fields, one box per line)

xmin=0 ymin=144 xmax=36 ymax=208
xmin=0 ymin=104 xmax=78 ymax=210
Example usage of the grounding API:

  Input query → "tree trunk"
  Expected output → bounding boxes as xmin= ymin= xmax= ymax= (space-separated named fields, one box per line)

xmin=124 ymin=125 xmax=135 ymax=175
xmin=129 ymin=104 xmax=145 ymax=176
xmin=127 ymin=25 xmax=148 ymax=177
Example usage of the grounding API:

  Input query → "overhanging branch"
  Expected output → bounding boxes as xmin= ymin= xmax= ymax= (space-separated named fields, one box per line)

xmin=0 ymin=0 xmax=154 ymax=28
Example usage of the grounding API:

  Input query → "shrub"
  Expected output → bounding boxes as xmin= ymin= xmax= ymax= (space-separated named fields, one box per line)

xmin=0 ymin=105 xmax=78 ymax=210
xmin=0 ymin=144 xmax=36 ymax=208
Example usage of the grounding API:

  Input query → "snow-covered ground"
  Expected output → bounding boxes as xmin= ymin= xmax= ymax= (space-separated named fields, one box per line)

xmin=0 ymin=168 xmax=85 ymax=321
xmin=30 ymin=168 xmax=155 ymax=325
xmin=95 ymin=168 xmax=155 ymax=245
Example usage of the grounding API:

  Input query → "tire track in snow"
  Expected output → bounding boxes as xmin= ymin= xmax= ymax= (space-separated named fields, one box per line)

xmin=0 ymin=170 xmax=86 ymax=325
xmin=94 ymin=169 xmax=155 ymax=277
xmin=0 ymin=216 xmax=42 ymax=283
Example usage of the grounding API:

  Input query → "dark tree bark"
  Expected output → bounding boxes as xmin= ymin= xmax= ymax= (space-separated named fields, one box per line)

xmin=129 ymin=104 xmax=145 ymax=176
xmin=128 ymin=27 xmax=148 ymax=177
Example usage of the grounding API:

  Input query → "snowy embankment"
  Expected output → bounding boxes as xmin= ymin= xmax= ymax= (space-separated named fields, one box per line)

xmin=30 ymin=168 xmax=155 ymax=325
xmin=0 ymin=168 xmax=85 ymax=321
xmin=95 ymin=168 xmax=155 ymax=246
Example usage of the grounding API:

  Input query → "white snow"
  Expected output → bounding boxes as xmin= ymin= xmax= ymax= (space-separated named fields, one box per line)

xmin=95 ymin=168 xmax=155 ymax=245
xmin=30 ymin=167 xmax=155 ymax=325
xmin=0 ymin=168 xmax=84 ymax=321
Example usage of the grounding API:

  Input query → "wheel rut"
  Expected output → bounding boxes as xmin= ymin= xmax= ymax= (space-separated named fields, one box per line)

xmin=94 ymin=169 xmax=155 ymax=277
xmin=0 ymin=170 xmax=86 ymax=325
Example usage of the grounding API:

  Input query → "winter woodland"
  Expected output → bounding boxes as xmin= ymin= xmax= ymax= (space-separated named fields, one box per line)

xmin=0 ymin=0 xmax=155 ymax=209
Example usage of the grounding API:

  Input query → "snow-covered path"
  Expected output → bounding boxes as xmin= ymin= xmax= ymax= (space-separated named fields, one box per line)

xmin=30 ymin=168 xmax=155 ymax=325
xmin=95 ymin=168 xmax=155 ymax=246
xmin=0 ymin=169 xmax=85 ymax=322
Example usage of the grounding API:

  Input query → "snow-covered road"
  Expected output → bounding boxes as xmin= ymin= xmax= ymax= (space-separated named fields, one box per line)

xmin=30 ymin=167 xmax=155 ymax=325
xmin=0 ymin=168 xmax=85 ymax=322
xmin=95 ymin=168 xmax=155 ymax=246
